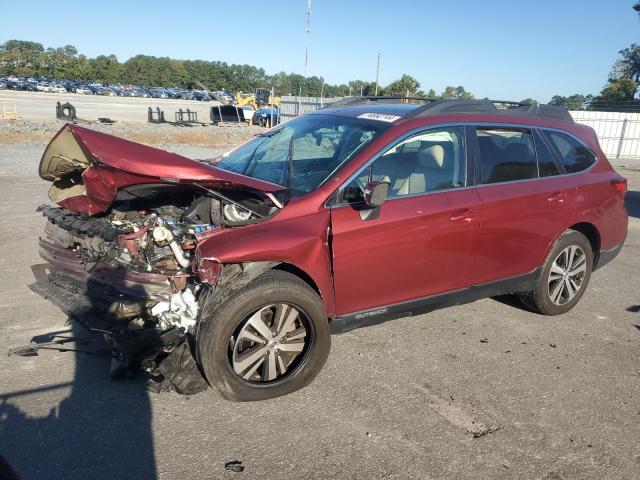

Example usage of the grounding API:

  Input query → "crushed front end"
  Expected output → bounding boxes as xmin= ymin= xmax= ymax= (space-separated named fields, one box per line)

xmin=25 ymin=124 xmax=284 ymax=394
xmin=31 ymin=200 xmax=215 ymax=392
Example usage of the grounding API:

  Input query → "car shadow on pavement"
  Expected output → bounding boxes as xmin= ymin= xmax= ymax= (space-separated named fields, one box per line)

xmin=491 ymin=294 xmax=531 ymax=312
xmin=625 ymin=191 xmax=640 ymax=219
xmin=0 ymin=274 xmax=158 ymax=480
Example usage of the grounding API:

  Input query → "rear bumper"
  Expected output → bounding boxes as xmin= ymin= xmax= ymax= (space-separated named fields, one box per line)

xmin=595 ymin=241 xmax=625 ymax=271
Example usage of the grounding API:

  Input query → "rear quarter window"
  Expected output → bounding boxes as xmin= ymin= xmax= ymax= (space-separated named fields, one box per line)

xmin=543 ymin=131 xmax=596 ymax=173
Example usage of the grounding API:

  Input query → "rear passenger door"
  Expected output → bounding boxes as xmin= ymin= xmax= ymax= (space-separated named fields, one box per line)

xmin=470 ymin=126 xmax=576 ymax=285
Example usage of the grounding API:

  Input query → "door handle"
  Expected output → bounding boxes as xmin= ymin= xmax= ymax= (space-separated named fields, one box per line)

xmin=450 ymin=209 xmax=477 ymax=223
xmin=548 ymin=192 xmax=567 ymax=204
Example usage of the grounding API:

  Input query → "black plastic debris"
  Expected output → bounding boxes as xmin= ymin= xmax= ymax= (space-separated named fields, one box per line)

xmin=224 ymin=461 xmax=245 ymax=473
xmin=146 ymin=342 xmax=208 ymax=395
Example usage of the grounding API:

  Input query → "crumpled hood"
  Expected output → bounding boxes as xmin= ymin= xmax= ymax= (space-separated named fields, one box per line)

xmin=39 ymin=124 xmax=283 ymax=215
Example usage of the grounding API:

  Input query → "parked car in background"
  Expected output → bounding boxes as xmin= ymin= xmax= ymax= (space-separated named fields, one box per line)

xmin=252 ymin=106 xmax=280 ymax=126
xmin=0 ymin=75 xmax=258 ymax=107
xmin=51 ymin=84 xmax=68 ymax=94
xmin=37 ymin=83 xmax=53 ymax=92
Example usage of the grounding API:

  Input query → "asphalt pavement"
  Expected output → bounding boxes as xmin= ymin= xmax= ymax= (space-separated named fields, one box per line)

xmin=0 ymin=143 xmax=639 ymax=480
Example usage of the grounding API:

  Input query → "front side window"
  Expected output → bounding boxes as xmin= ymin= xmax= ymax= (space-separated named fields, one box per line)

xmin=341 ymin=127 xmax=466 ymax=203
xmin=477 ymin=128 xmax=538 ymax=184
xmin=215 ymin=114 xmax=389 ymax=195
xmin=543 ymin=130 xmax=596 ymax=173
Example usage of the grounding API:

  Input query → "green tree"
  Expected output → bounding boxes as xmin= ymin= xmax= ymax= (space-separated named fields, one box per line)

xmin=346 ymin=80 xmax=378 ymax=96
xmin=441 ymin=85 xmax=473 ymax=99
xmin=384 ymin=74 xmax=421 ymax=96
xmin=0 ymin=39 xmax=477 ymax=102
xmin=0 ymin=40 xmax=45 ymax=76
xmin=599 ymin=78 xmax=637 ymax=101
xmin=548 ymin=94 xmax=591 ymax=110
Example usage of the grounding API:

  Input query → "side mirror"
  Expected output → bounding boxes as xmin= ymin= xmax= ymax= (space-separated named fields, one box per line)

xmin=363 ymin=181 xmax=389 ymax=208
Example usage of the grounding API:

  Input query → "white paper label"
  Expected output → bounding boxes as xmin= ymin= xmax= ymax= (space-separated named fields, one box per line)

xmin=357 ymin=112 xmax=401 ymax=123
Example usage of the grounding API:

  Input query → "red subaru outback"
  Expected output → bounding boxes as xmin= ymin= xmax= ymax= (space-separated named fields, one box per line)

xmin=32 ymin=98 xmax=628 ymax=400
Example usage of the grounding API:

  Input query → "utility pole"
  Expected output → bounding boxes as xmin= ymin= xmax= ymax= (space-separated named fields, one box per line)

xmin=374 ymin=52 xmax=380 ymax=96
xmin=304 ymin=0 xmax=311 ymax=78
xmin=300 ymin=0 xmax=311 ymax=101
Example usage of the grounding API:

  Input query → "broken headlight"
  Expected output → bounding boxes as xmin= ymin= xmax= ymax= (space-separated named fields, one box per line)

xmin=223 ymin=203 xmax=252 ymax=223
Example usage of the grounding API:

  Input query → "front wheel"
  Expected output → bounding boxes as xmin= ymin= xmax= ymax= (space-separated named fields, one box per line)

xmin=197 ymin=270 xmax=330 ymax=401
xmin=519 ymin=230 xmax=593 ymax=315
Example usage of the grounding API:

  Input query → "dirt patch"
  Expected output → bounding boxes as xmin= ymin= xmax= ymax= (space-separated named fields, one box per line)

xmin=121 ymin=128 xmax=253 ymax=147
xmin=0 ymin=119 xmax=261 ymax=147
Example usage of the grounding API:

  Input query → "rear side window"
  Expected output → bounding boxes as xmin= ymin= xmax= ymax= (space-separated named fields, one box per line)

xmin=543 ymin=131 xmax=596 ymax=173
xmin=534 ymin=131 xmax=560 ymax=177
xmin=476 ymin=128 xmax=538 ymax=184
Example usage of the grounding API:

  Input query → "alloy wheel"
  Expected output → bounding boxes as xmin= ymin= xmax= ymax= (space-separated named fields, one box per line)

xmin=547 ymin=245 xmax=587 ymax=305
xmin=230 ymin=304 xmax=310 ymax=383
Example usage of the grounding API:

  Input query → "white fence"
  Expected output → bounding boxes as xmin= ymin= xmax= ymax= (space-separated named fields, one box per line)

xmin=570 ymin=110 xmax=640 ymax=165
xmin=280 ymin=95 xmax=344 ymax=122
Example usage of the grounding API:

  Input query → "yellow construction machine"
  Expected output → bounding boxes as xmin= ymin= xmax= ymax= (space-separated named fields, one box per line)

xmin=235 ymin=88 xmax=281 ymax=110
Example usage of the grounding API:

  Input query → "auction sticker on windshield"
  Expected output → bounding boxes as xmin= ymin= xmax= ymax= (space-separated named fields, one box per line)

xmin=357 ymin=113 xmax=401 ymax=122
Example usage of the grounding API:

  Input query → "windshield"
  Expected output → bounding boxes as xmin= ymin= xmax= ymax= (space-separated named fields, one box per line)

xmin=215 ymin=114 xmax=390 ymax=195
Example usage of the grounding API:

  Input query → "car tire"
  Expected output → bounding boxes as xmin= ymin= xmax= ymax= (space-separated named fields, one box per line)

xmin=197 ymin=270 xmax=330 ymax=401
xmin=519 ymin=229 xmax=593 ymax=315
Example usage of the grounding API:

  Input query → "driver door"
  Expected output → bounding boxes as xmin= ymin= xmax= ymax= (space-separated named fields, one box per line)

xmin=329 ymin=126 xmax=481 ymax=316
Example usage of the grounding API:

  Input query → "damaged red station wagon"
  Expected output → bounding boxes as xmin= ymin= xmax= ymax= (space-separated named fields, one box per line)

xmin=31 ymin=98 xmax=628 ymax=401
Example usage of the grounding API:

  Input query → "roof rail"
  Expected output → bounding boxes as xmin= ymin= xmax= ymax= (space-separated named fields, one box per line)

xmin=405 ymin=99 xmax=573 ymax=122
xmin=322 ymin=96 xmax=573 ymax=122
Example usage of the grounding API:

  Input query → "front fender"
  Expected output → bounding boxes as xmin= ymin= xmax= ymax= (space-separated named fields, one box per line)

xmin=195 ymin=210 xmax=335 ymax=315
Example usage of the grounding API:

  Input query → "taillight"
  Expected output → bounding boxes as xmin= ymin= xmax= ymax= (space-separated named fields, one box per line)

xmin=611 ymin=178 xmax=627 ymax=195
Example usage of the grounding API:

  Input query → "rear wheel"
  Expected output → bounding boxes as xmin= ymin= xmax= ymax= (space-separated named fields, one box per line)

xmin=519 ymin=230 xmax=593 ymax=315
xmin=197 ymin=270 xmax=330 ymax=401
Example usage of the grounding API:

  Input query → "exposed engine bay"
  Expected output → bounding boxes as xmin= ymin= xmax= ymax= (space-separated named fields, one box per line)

xmin=40 ymin=182 xmax=277 ymax=279
xmin=31 ymin=184 xmax=280 ymax=392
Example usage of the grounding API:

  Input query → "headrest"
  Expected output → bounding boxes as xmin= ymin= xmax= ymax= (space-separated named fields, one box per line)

xmin=418 ymin=144 xmax=445 ymax=168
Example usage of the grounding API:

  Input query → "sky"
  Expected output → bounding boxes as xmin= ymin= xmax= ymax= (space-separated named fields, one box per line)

xmin=0 ymin=0 xmax=638 ymax=102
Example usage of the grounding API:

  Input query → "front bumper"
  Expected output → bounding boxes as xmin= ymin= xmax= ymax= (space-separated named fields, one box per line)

xmin=38 ymin=237 xmax=176 ymax=301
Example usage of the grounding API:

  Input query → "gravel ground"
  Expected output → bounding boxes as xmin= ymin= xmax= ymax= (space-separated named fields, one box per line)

xmin=0 ymin=131 xmax=639 ymax=480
